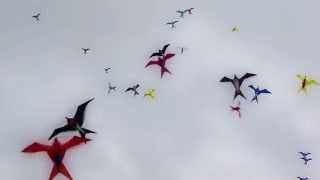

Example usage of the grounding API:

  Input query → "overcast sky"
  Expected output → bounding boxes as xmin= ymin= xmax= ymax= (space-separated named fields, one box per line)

xmin=0 ymin=0 xmax=320 ymax=179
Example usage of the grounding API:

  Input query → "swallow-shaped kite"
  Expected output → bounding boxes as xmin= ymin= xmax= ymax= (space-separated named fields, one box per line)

xmin=299 ymin=152 xmax=311 ymax=157
xmin=82 ymin=48 xmax=90 ymax=55
xmin=144 ymin=89 xmax=156 ymax=99
xmin=176 ymin=10 xmax=187 ymax=18
xmin=166 ymin=20 xmax=179 ymax=28
xmin=32 ymin=13 xmax=40 ymax=21
xmin=104 ymin=67 xmax=111 ymax=74
xmin=125 ymin=84 xmax=140 ymax=96
xmin=184 ymin=8 xmax=194 ymax=15
xmin=48 ymin=98 xmax=96 ymax=140
xmin=248 ymin=85 xmax=271 ymax=103
xmin=145 ymin=53 xmax=175 ymax=78
xmin=301 ymin=156 xmax=312 ymax=165
xmin=230 ymin=101 xmax=241 ymax=118
xmin=297 ymin=177 xmax=309 ymax=180
xmin=232 ymin=26 xmax=239 ymax=32
xmin=220 ymin=73 xmax=256 ymax=100
xmin=150 ymin=44 xmax=170 ymax=58
xmin=22 ymin=136 xmax=89 ymax=180
xmin=297 ymin=74 xmax=320 ymax=94
xmin=108 ymin=82 xmax=116 ymax=94
xmin=298 ymin=152 xmax=312 ymax=165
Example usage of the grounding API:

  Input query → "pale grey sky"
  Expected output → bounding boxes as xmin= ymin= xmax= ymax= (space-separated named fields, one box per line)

xmin=0 ymin=0 xmax=320 ymax=179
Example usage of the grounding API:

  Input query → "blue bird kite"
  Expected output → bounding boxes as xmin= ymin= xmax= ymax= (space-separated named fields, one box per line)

xmin=248 ymin=85 xmax=271 ymax=103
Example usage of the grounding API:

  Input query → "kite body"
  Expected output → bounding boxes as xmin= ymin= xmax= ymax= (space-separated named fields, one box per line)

xmin=220 ymin=73 xmax=256 ymax=100
xmin=248 ymin=85 xmax=271 ymax=103
xmin=145 ymin=53 xmax=175 ymax=78
xmin=144 ymin=89 xmax=156 ymax=99
xmin=22 ymin=136 xmax=89 ymax=180
xmin=49 ymin=98 xmax=96 ymax=140
xmin=297 ymin=74 xmax=319 ymax=94
xmin=108 ymin=83 xmax=116 ymax=94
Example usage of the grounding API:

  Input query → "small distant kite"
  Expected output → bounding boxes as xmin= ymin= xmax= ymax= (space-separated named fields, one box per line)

xmin=48 ymin=98 xmax=96 ymax=141
xmin=82 ymin=48 xmax=90 ymax=55
xmin=176 ymin=10 xmax=187 ymax=18
xmin=144 ymin=89 xmax=156 ymax=99
xmin=248 ymin=85 xmax=271 ymax=103
xmin=32 ymin=13 xmax=40 ymax=21
xmin=298 ymin=151 xmax=312 ymax=165
xmin=150 ymin=44 xmax=170 ymax=58
xmin=297 ymin=74 xmax=320 ymax=94
xmin=108 ymin=82 xmax=116 ymax=94
xmin=297 ymin=177 xmax=309 ymax=180
xmin=232 ymin=26 xmax=239 ymax=32
xmin=220 ymin=73 xmax=256 ymax=100
xmin=184 ymin=8 xmax=194 ymax=15
xmin=230 ymin=101 xmax=241 ymax=118
xmin=166 ymin=20 xmax=179 ymax=28
xmin=145 ymin=53 xmax=175 ymax=78
xmin=22 ymin=136 xmax=89 ymax=180
xmin=125 ymin=84 xmax=140 ymax=96
xmin=104 ymin=67 xmax=111 ymax=74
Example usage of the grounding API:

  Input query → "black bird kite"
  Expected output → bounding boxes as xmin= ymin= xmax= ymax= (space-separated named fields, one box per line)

xmin=150 ymin=44 xmax=170 ymax=58
xmin=166 ymin=20 xmax=179 ymax=28
xmin=82 ymin=48 xmax=90 ymax=55
xmin=48 ymin=98 xmax=96 ymax=141
xmin=125 ymin=84 xmax=140 ymax=96
xmin=220 ymin=73 xmax=256 ymax=100
xmin=32 ymin=13 xmax=40 ymax=21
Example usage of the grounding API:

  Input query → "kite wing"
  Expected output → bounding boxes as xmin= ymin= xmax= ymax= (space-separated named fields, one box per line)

xmin=239 ymin=73 xmax=256 ymax=85
xmin=49 ymin=125 xmax=74 ymax=140
xmin=296 ymin=74 xmax=304 ymax=80
xmin=145 ymin=59 xmax=161 ymax=67
xmin=220 ymin=76 xmax=232 ymax=83
xmin=62 ymin=136 xmax=89 ymax=150
xmin=307 ymin=79 xmax=320 ymax=86
xmin=74 ymin=98 xmax=94 ymax=126
xmin=125 ymin=87 xmax=134 ymax=92
xmin=260 ymin=89 xmax=272 ymax=94
xmin=163 ymin=53 xmax=175 ymax=62
xmin=248 ymin=85 xmax=256 ymax=91
xmin=149 ymin=52 xmax=162 ymax=58
xmin=162 ymin=44 xmax=170 ymax=53
xmin=22 ymin=142 xmax=49 ymax=153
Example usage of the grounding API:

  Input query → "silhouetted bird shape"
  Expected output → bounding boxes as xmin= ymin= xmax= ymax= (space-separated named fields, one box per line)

xmin=176 ymin=10 xmax=187 ymax=17
xmin=166 ymin=20 xmax=179 ymax=28
xmin=232 ymin=26 xmax=239 ymax=32
xmin=125 ymin=84 xmax=140 ymax=96
xmin=22 ymin=136 xmax=89 ymax=180
xmin=230 ymin=101 xmax=241 ymax=118
xmin=108 ymin=82 xmax=116 ymax=94
xmin=104 ymin=67 xmax=111 ymax=73
xmin=297 ymin=177 xmax=309 ymax=180
xmin=82 ymin=48 xmax=90 ymax=55
xmin=184 ymin=8 xmax=194 ymax=15
xmin=220 ymin=73 xmax=256 ymax=100
xmin=32 ymin=13 xmax=40 ymax=21
xmin=48 ymin=98 xmax=96 ymax=141
xmin=145 ymin=53 xmax=175 ymax=78
xmin=248 ymin=85 xmax=271 ymax=103
xmin=150 ymin=44 xmax=170 ymax=58
xmin=299 ymin=152 xmax=311 ymax=157
xmin=301 ymin=156 xmax=312 ymax=165
xmin=297 ymin=74 xmax=320 ymax=95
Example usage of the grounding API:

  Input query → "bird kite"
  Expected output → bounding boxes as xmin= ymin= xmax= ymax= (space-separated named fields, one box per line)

xmin=248 ymin=85 xmax=271 ymax=103
xmin=184 ymin=8 xmax=194 ymax=15
xmin=82 ymin=48 xmax=90 ymax=55
xmin=220 ymin=73 xmax=256 ymax=100
xmin=22 ymin=136 xmax=89 ymax=180
xmin=104 ymin=67 xmax=111 ymax=74
xmin=150 ymin=44 xmax=170 ymax=58
xmin=230 ymin=101 xmax=241 ymax=118
xmin=32 ymin=13 xmax=40 ymax=21
xmin=297 ymin=74 xmax=320 ymax=94
xmin=176 ymin=10 xmax=187 ymax=18
xmin=48 ymin=98 xmax=96 ymax=141
xmin=107 ymin=82 xmax=116 ymax=94
xmin=166 ymin=20 xmax=179 ymax=28
xmin=144 ymin=89 xmax=156 ymax=99
xmin=298 ymin=152 xmax=312 ymax=165
xmin=125 ymin=84 xmax=140 ymax=96
xmin=145 ymin=53 xmax=175 ymax=78
xmin=297 ymin=177 xmax=309 ymax=180
xmin=232 ymin=26 xmax=239 ymax=32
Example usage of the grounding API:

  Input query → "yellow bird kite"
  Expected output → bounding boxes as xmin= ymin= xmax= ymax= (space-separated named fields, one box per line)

xmin=296 ymin=74 xmax=320 ymax=94
xmin=144 ymin=89 xmax=156 ymax=99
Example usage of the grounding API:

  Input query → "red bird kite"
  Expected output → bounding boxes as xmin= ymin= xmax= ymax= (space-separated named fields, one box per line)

xmin=145 ymin=53 xmax=175 ymax=78
xmin=22 ymin=136 xmax=89 ymax=180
